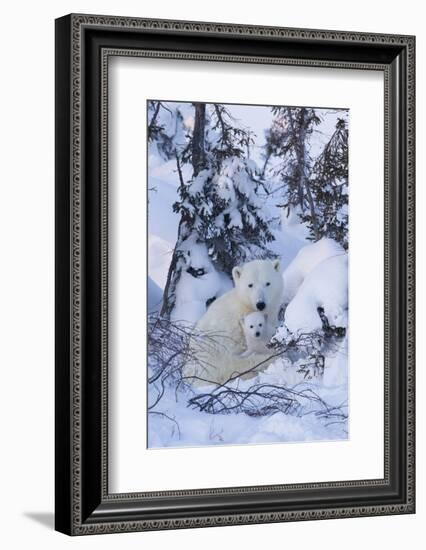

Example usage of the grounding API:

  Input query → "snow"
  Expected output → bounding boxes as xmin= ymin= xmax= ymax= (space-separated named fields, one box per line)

xmin=285 ymin=253 xmax=348 ymax=333
xmin=282 ymin=237 xmax=345 ymax=304
xmin=148 ymin=276 xmax=163 ymax=313
xmin=171 ymin=235 xmax=233 ymax=325
xmin=148 ymin=177 xmax=180 ymax=244
xmin=268 ymin=223 xmax=308 ymax=272
xmin=187 ymin=168 xmax=212 ymax=196
xmin=171 ymin=268 xmax=233 ymax=325
xmin=148 ymin=343 xmax=348 ymax=448
xmin=147 ymin=101 xmax=349 ymax=449
xmin=148 ymin=235 xmax=174 ymax=290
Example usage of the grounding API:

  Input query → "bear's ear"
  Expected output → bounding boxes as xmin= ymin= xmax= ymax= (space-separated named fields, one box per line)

xmin=272 ymin=259 xmax=281 ymax=272
xmin=232 ymin=266 xmax=242 ymax=282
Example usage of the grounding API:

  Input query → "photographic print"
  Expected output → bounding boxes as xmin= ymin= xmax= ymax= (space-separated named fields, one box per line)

xmin=55 ymin=16 xmax=415 ymax=533
xmin=147 ymin=100 xmax=349 ymax=449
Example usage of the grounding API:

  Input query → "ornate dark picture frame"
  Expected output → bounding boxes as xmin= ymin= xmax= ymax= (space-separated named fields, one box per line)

xmin=55 ymin=14 xmax=415 ymax=535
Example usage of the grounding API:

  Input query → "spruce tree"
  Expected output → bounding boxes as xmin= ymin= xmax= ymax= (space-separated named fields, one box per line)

xmin=147 ymin=100 xmax=189 ymax=161
xmin=197 ymin=104 xmax=275 ymax=274
xmin=309 ymin=118 xmax=349 ymax=248
xmin=265 ymin=106 xmax=321 ymax=239
xmin=158 ymin=102 xmax=276 ymax=318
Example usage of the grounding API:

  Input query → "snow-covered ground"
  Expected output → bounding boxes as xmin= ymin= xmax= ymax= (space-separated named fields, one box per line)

xmin=147 ymin=102 xmax=349 ymax=448
xmin=148 ymin=338 xmax=348 ymax=448
xmin=148 ymin=236 xmax=349 ymax=448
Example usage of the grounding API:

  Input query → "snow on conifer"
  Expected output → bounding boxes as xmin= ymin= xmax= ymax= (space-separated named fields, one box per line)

xmin=152 ymin=101 xmax=277 ymax=320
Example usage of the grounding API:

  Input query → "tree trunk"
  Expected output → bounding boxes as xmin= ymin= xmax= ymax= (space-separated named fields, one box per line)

xmin=295 ymin=109 xmax=320 ymax=240
xmin=147 ymin=101 xmax=161 ymax=140
xmin=160 ymin=155 xmax=187 ymax=318
xmin=192 ymin=103 xmax=206 ymax=176
xmin=160 ymin=104 xmax=206 ymax=318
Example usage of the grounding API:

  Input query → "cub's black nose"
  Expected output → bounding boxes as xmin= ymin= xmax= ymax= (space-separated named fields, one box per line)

xmin=256 ymin=301 xmax=265 ymax=311
xmin=255 ymin=331 xmax=260 ymax=337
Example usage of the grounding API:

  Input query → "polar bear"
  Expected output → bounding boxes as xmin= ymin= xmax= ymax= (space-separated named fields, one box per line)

xmin=183 ymin=259 xmax=283 ymax=386
xmin=239 ymin=312 xmax=271 ymax=357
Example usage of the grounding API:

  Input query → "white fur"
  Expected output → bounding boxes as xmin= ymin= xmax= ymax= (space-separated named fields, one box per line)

xmin=240 ymin=312 xmax=270 ymax=356
xmin=183 ymin=259 xmax=284 ymax=385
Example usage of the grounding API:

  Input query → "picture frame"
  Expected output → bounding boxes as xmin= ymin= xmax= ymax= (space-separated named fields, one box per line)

xmin=55 ymin=13 xmax=415 ymax=535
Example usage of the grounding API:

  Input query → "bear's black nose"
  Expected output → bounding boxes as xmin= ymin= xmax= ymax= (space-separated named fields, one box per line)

xmin=255 ymin=331 xmax=260 ymax=337
xmin=256 ymin=301 xmax=265 ymax=311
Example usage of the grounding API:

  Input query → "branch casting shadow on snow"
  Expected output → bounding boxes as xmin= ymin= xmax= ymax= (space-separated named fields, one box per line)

xmin=147 ymin=310 xmax=347 ymax=425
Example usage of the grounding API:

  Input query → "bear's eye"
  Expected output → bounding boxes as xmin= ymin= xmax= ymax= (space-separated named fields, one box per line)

xmin=266 ymin=282 xmax=271 ymax=286
xmin=259 ymin=323 xmax=262 ymax=327
xmin=248 ymin=283 xmax=253 ymax=288
xmin=250 ymin=325 xmax=253 ymax=329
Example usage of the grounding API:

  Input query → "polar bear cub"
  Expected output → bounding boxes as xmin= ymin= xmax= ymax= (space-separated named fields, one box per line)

xmin=184 ymin=259 xmax=284 ymax=385
xmin=239 ymin=312 xmax=271 ymax=356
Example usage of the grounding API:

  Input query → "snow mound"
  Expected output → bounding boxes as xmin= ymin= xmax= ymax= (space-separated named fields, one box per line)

xmin=171 ymin=236 xmax=233 ymax=325
xmin=282 ymin=237 xmax=345 ymax=304
xmin=285 ymin=253 xmax=348 ymax=333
